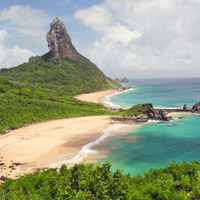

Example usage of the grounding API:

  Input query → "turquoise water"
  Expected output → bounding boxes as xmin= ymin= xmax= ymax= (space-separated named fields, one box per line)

xmin=111 ymin=78 xmax=200 ymax=108
xmin=99 ymin=78 xmax=200 ymax=175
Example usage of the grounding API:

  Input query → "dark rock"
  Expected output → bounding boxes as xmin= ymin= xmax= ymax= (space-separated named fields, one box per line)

xmin=0 ymin=176 xmax=7 ymax=181
xmin=183 ymin=104 xmax=191 ymax=111
xmin=13 ymin=162 xmax=22 ymax=166
xmin=192 ymin=102 xmax=200 ymax=112
xmin=159 ymin=110 xmax=169 ymax=121
xmin=28 ymin=56 xmax=38 ymax=63
xmin=46 ymin=17 xmax=81 ymax=60
xmin=0 ymin=163 xmax=4 ymax=166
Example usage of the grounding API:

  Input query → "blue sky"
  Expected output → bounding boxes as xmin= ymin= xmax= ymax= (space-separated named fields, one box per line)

xmin=0 ymin=0 xmax=200 ymax=78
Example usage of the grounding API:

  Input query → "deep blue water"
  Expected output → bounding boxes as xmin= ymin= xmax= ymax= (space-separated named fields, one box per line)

xmin=99 ymin=78 xmax=200 ymax=175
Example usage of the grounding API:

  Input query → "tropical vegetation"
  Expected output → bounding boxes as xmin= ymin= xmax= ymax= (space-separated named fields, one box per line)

xmin=0 ymin=55 xmax=120 ymax=133
xmin=1 ymin=161 xmax=200 ymax=199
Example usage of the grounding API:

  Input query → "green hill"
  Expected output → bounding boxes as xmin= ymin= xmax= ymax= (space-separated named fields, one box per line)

xmin=0 ymin=76 xmax=112 ymax=133
xmin=0 ymin=54 xmax=118 ymax=96
xmin=0 ymin=54 xmax=119 ymax=133
xmin=0 ymin=17 xmax=120 ymax=133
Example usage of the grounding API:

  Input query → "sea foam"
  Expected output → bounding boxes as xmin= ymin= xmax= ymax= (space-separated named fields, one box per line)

xmin=48 ymin=124 xmax=128 ymax=168
xmin=102 ymin=88 xmax=134 ymax=109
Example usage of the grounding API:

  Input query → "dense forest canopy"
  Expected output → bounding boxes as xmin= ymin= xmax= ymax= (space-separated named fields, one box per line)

xmin=1 ymin=161 xmax=200 ymax=199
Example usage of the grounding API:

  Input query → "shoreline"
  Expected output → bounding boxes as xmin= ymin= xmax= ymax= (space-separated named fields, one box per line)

xmin=0 ymin=116 xmax=115 ymax=179
xmin=75 ymin=90 xmax=117 ymax=105
xmin=0 ymin=87 xmax=140 ymax=180
xmin=76 ymin=87 xmax=134 ymax=109
xmin=2 ymin=85 xmax=195 ymax=180
xmin=46 ymin=123 xmax=140 ymax=168
xmin=99 ymin=88 xmax=134 ymax=109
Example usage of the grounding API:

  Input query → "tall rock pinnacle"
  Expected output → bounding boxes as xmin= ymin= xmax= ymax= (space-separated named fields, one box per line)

xmin=46 ymin=17 xmax=80 ymax=60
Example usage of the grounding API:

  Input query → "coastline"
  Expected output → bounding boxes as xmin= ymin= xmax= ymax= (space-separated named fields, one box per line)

xmin=1 ymin=84 xmax=196 ymax=180
xmin=0 ymin=116 xmax=114 ymax=179
xmin=76 ymin=87 xmax=134 ymax=109
xmin=75 ymin=90 xmax=117 ymax=105
xmin=0 ymin=87 xmax=140 ymax=180
xmin=99 ymin=88 xmax=134 ymax=109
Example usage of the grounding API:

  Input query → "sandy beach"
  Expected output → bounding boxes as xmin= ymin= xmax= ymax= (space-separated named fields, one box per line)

xmin=0 ymin=116 xmax=115 ymax=179
xmin=0 ymin=114 xmax=139 ymax=180
xmin=75 ymin=90 xmax=117 ymax=105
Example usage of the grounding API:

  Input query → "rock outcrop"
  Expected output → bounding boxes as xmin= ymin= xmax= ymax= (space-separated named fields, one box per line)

xmin=46 ymin=17 xmax=81 ymax=60
xmin=192 ymin=102 xmax=200 ymax=112
xmin=145 ymin=103 xmax=172 ymax=121
xmin=183 ymin=104 xmax=191 ymax=111
xmin=28 ymin=56 xmax=38 ymax=63
xmin=112 ymin=103 xmax=172 ymax=123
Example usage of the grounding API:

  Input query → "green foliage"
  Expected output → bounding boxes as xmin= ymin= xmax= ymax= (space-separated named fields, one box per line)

xmin=0 ymin=77 xmax=111 ymax=133
xmin=1 ymin=161 xmax=200 ymax=199
xmin=0 ymin=55 xmax=118 ymax=96
xmin=126 ymin=103 xmax=150 ymax=116
xmin=0 ymin=54 xmax=120 ymax=133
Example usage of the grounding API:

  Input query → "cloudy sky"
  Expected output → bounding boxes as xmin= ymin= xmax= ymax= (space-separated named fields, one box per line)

xmin=0 ymin=0 xmax=200 ymax=79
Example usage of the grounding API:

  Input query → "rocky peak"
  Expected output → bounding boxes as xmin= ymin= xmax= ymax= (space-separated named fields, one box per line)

xmin=46 ymin=17 xmax=80 ymax=60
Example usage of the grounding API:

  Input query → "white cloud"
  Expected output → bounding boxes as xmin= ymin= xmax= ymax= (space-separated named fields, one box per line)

xmin=0 ymin=5 xmax=51 ymax=50
xmin=74 ymin=5 xmax=113 ymax=28
xmin=103 ymin=23 xmax=142 ymax=43
xmin=0 ymin=29 xmax=7 ymax=43
xmin=0 ymin=5 xmax=50 ymax=29
xmin=0 ymin=5 xmax=52 ymax=68
xmin=0 ymin=29 xmax=35 ymax=68
xmin=75 ymin=0 xmax=200 ymax=78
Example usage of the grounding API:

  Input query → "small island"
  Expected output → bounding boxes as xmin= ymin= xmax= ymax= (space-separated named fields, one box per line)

xmin=115 ymin=77 xmax=129 ymax=82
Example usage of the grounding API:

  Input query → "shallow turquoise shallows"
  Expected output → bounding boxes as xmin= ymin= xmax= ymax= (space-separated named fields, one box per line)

xmin=99 ymin=78 xmax=200 ymax=175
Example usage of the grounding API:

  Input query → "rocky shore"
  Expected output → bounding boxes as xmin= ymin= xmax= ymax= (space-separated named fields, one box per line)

xmin=112 ymin=102 xmax=200 ymax=123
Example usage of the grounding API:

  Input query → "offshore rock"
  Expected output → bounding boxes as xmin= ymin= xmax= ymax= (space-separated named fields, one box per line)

xmin=192 ymin=102 xmax=200 ymax=112
xmin=46 ymin=17 xmax=81 ymax=60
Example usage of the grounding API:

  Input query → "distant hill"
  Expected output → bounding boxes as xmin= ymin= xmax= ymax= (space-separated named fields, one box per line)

xmin=115 ymin=77 xmax=129 ymax=83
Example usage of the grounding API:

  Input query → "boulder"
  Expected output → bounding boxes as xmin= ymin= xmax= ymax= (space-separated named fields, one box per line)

xmin=183 ymin=104 xmax=191 ymax=111
xmin=192 ymin=102 xmax=200 ymax=112
xmin=159 ymin=110 xmax=169 ymax=121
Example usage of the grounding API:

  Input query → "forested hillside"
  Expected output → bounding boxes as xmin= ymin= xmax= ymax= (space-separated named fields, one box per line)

xmin=0 ymin=77 xmax=111 ymax=133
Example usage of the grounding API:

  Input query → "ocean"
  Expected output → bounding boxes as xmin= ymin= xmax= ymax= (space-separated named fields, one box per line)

xmin=99 ymin=78 xmax=200 ymax=175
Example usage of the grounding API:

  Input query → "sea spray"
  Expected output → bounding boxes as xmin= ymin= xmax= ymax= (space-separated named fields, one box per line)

xmin=48 ymin=124 xmax=128 ymax=168
xmin=102 ymin=88 xmax=134 ymax=109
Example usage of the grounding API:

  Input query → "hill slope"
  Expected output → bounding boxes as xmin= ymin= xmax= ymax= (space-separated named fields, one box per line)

xmin=0 ymin=54 xmax=118 ymax=96
xmin=0 ymin=77 xmax=111 ymax=133
xmin=0 ymin=17 xmax=119 ymax=133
